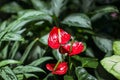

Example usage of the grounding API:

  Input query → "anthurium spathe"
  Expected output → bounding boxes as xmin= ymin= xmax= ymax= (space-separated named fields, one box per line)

xmin=59 ymin=42 xmax=84 ymax=56
xmin=48 ymin=26 xmax=71 ymax=49
xmin=46 ymin=62 xmax=68 ymax=75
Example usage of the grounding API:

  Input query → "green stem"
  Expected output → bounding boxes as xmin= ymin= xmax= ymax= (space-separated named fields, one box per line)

xmin=68 ymin=56 xmax=71 ymax=75
xmin=69 ymin=39 xmax=74 ymax=53
xmin=68 ymin=38 xmax=74 ymax=75
xmin=53 ymin=15 xmax=59 ymax=27
xmin=53 ymin=60 xmax=61 ymax=71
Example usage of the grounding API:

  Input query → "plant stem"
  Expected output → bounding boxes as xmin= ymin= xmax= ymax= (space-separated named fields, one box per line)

xmin=69 ymin=39 xmax=74 ymax=53
xmin=53 ymin=15 xmax=59 ymax=27
xmin=68 ymin=56 xmax=71 ymax=75
xmin=53 ymin=60 xmax=61 ymax=71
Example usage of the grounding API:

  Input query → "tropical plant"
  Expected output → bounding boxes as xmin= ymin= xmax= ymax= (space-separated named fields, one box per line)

xmin=0 ymin=0 xmax=120 ymax=80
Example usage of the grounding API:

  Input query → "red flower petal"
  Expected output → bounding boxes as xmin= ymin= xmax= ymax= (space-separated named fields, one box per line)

xmin=60 ymin=28 xmax=71 ymax=44
xmin=48 ymin=27 xmax=59 ymax=49
xmin=46 ymin=62 xmax=68 ymax=75
xmin=48 ymin=26 xmax=71 ymax=49
xmin=46 ymin=63 xmax=55 ymax=71
xmin=60 ymin=42 xmax=84 ymax=56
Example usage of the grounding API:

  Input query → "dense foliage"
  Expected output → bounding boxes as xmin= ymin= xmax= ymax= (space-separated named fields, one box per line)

xmin=0 ymin=0 xmax=120 ymax=80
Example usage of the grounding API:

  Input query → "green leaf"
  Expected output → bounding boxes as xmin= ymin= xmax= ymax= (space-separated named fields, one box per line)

xmin=0 ymin=31 xmax=7 ymax=40
xmin=24 ymin=73 xmax=38 ymax=79
xmin=52 ymin=50 xmax=63 ymax=61
xmin=62 ymin=14 xmax=92 ymax=29
xmin=20 ymin=38 xmax=38 ymax=63
xmin=91 ymin=6 xmax=119 ymax=21
xmin=0 ymin=60 xmax=21 ymax=67
xmin=93 ymin=36 xmax=112 ymax=56
xmin=0 ymin=21 xmax=25 ymax=41
xmin=80 ymin=0 xmax=95 ymax=13
xmin=0 ymin=21 xmax=24 ymax=41
xmin=113 ymin=41 xmax=120 ymax=55
xmin=0 ymin=10 xmax=52 ymax=41
xmin=72 ymin=55 xmax=98 ymax=68
xmin=7 ymin=10 xmax=52 ymax=32
xmin=64 ymin=75 xmax=74 ymax=80
xmin=9 ymin=42 xmax=19 ymax=59
xmin=29 ymin=45 xmax=45 ymax=59
xmin=16 ymin=74 xmax=24 ymax=80
xmin=29 ymin=57 xmax=53 ymax=66
xmin=18 ymin=10 xmax=52 ymax=23
xmin=13 ymin=66 xmax=45 ymax=74
xmin=39 ymin=33 xmax=49 ymax=45
xmin=1 ymin=33 xmax=24 ymax=41
xmin=51 ymin=0 xmax=66 ymax=17
xmin=0 ymin=44 xmax=9 ymax=59
xmin=75 ymin=66 xmax=97 ymax=80
xmin=6 ymin=19 xmax=30 ymax=32
xmin=0 ymin=21 xmax=7 ymax=31
xmin=85 ymin=47 xmax=95 ymax=57
xmin=35 ymin=21 xmax=44 ymax=26
xmin=0 ymin=66 xmax=17 ymax=80
xmin=94 ymin=6 xmax=118 ymax=13
xmin=101 ymin=55 xmax=120 ymax=80
xmin=31 ymin=0 xmax=49 ymax=10
xmin=0 ymin=2 xmax=23 ymax=13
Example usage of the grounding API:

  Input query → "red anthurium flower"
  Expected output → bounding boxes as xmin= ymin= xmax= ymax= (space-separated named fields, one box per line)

xmin=48 ymin=26 xmax=71 ymax=49
xmin=46 ymin=62 xmax=68 ymax=75
xmin=59 ymin=42 xmax=84 ymax=56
